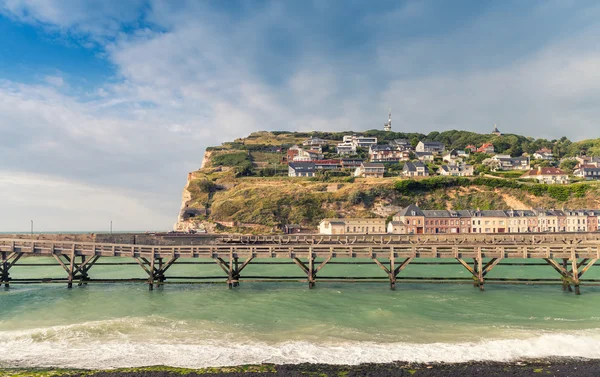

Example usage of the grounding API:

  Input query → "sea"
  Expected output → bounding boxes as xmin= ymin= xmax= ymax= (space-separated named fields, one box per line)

xmin=2 ymin=252 xmax=600 ymax=369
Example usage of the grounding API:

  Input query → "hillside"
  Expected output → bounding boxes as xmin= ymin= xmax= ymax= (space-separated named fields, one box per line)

xmin=175 ymin=130 xmax=600 ymax=233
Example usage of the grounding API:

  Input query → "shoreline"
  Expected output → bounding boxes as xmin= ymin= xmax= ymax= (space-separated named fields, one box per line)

xmin=2 ymin=359 xmax=598 ymax=377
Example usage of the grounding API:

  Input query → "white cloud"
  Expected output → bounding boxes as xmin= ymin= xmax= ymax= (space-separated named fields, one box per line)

xmin=1 ymin=1 xmax=600 ymax=231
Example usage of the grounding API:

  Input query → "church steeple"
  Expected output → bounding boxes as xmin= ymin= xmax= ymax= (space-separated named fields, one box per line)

xmin=384 ymin=109 xmax=392 ymax=132
xmin=492 ymin=124 xmax=502 ymax=136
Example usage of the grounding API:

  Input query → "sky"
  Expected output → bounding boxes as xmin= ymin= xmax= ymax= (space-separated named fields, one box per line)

xmin=0 ymin=0 xmax=599 ymax=232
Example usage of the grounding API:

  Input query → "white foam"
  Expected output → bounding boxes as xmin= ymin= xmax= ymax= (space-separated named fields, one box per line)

xmin=2 ymin=322 xmax=600 ymax=369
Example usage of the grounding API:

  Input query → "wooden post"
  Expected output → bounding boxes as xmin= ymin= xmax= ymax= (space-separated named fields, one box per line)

xmin=67 ymin=245 xmax=75 ymax=289
xmin=472 ymin=258 xmax=479 ymax=288
xmin=308 ymin=248 xmax=315 ymax=288
xmin=571 ymin=251 xmax=580 ymax=295
xmin=562 ymin=258 xmax=572 ymax=292
xmin=233 ymin=257 xmax=240 ymax=287
xmin=389 ymin=248 xmax=396 ymax=290
xmin=78 ymin=256 xmax=86 ymax=286
xmin=1 ymin=251 xmax=8 ymax=288
xmin=477 ymin=248 xmax=484 ymax=291
xmin=156 ymin=257 xmax=163 ymax=289
xmin=228 ymin=248 xmax=233 ymax=289
xmin=148 ymin=253 xmax=155 ymax=291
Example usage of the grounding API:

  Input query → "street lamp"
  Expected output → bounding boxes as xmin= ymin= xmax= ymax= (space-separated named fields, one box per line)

xmin=110 ymin=220 xmax=113 ymax=235
xmin=30 ymin=220 xmax=33 ymax=235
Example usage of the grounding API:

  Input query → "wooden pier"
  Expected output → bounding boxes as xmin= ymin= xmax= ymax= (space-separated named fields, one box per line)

xmin=1 ymin=233 xmax=600 ymax=294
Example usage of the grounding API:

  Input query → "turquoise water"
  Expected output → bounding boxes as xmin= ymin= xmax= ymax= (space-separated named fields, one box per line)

xmin=2 ymin=258 xmax=600 ymax=368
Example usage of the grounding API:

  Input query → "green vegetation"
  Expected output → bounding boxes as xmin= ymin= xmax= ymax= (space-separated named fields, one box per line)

xmin=394 ymin=176 xmax=590 ymax=202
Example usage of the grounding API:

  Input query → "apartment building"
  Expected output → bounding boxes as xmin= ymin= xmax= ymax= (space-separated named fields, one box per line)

xmin=319 ymin=218 xmax=387 ymax=235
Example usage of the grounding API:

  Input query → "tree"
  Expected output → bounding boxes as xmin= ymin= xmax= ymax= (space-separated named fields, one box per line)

xmin=559 ymin=159 xmax=578 ymax=173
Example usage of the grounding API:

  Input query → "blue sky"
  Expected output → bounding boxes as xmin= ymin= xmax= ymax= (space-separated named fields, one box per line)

xmin=0 ymin=0 xmax=599 ymax=231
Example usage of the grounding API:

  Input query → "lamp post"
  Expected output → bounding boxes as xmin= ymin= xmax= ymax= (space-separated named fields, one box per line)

xmin=30 ymin=220 xmax=33 ymax=235
xmin=110 ymin=220 xmax=113 ymax=235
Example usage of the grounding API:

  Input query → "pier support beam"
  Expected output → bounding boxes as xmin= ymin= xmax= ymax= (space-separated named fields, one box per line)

xmin=292 ymin=255 xmax=331 ymax=288
xmin=54 ymin=254 xmax=100 ymax=288
xmin=213 ymin=256 xmax=254 ymax=288
xmin=544 ymin=257 xmax=596 ymax=295
xmin=372 ymin=257 xmax=413 ymax=290
xmin=456 ymin=258 xmax=501 ymax=291
xmin=136 ymin=256 xmax=179 ymax=291
xmin=1 ymin=251 xmax=22 ymax=288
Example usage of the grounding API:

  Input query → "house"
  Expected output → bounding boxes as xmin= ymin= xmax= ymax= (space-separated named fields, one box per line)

xmin=563 ymin=210 xmax=588 ymax=232
xmin=293 ymin=149 xmax=323 ymax=161
xmin=505 ymin=210 xmax=538 ymax=233
xmin=369 ymin=144 xmax=410 ymax=162
xmin=319 ymin=218 xmax=386 ymax=235
xmin=288 ymin=162 xmax=316 ymax=177
xmin=402 ymin=161 xmax=429 ymax=177
xmin=354 ymin=162 xmax=385 ymax=178
xmin=314 ymin=159 xmax=341 ymax=170
xmin=521 ymin=167 xmax=570 ymax=184
xmin=342 ymin=135 xmax=378 ymax=148
xmin=443 ymin=149 xmax=465 ymax=163
xmin=387 ymin=221 xmax=406 ymax=234
xmin=393 ymin=139 xmax=412 ymax=150
xmin=422 ymin=209 xmax=473 ymax=234
xmin=576 ymin=156 xmax=600 ymax=166
xmin=416 ymin=141 xmax=445 ymax=154
xmin=476 ymin=143 xmax=495 ymax=154
xmin=471 ymin=210 xmax=508 ymax=233
xmin=415 ymin=151 xmax=434 ymax=161
xmin=574 ymin=165 xmax=600 ymax=180
xmin=438 ymin=164 xmax=474 ymax=177
xmin=336 ymin=142 xmax=356 ymax=155
xmin=465 ymin=144 xmax=477 ymax=152
xmin=393 ymin=204 xmax=425 ymax=234
xmin=491 ymin=155 xmax=530 ymax=170
xmin=286 ymin=145 xmax=302 ymax=161
xmin=302 ymin=137 xmax=327 ymax=148
xmin=533 ymin=148 xmax=554 ymax=161
xmin=340 ymin=158 xmax=364 ymax=170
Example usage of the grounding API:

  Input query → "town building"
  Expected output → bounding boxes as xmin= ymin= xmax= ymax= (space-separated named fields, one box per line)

xmin=415 ymin=151 xmax=434 ymax=161
xmin=491 ymin=124 xmax=502 ymax=136
xmin=438 ymin=164 xmax=474 ymax=177
xmin=476 ymin=143 xmax=495 ymax=154
xmin=402 ymin=161 xmax=429 ymax=177
xmin=386 ymin=221 xmax=407 ymax=234
xmin=574 ymin=165 xmax=600 ymax=180
xmin=491 ymin=155 xmax=530 ymax=170
xmin=302 ymin=137 xmax=327 ymax=148
xmin=319 ymin=218 xmax=387 ymax=235
xmin=340 ymin=158 xmax=364 ymax=170
xmin=288 ymin=162 xmax=316 ymax=177
xmin=393 ymin=139 xmax=412 ymax=149
xmin=521 ymin=167 xmax=570 ymax=184
xmin=369 ymin=145 xmax=410 ymax=162
xmin=416 ymin=141 xmax=445 ymax=154
xmin=471 ymin=210 xmax=508 ymax=233
xmin=505 ymin=210 xmax=538 ymax=233
xmin=533 ymin=148 xmax=554 ymax=160
xmin=576 ymin=156 xmax=600 ymax=166
xmin=343 ymin=135 xmax=378 ymax=148
xmin=442 ymin=149 xmax=467 ymax=163
xmin=354 ymin=162 xmax=385 ymax=178
xmin=564 ymin=210 xmax=588 ymax=232
xmin=293 ymin=149 xmax=323 ymax=161
xmin=383 ymin=110 xmax=392 ymax=132
xmin=393 ymin=204 xmax=425 ymax=234
xmin=336 ymin=142 xmax=356 ymax=155
xmin=422 ymin=210 xmax=472 ymax=234
xmin=465 ymin=144 xmax=477 ymax=152
xmin=314 ymin=159 xmax=341 ymax=170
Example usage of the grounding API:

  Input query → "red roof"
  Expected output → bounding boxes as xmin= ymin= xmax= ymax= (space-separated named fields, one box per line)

xmin=521 ymin=167 xmax=567 ymax=176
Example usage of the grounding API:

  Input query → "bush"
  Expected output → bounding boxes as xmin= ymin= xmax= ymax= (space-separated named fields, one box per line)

xmin=198 ymin=180 xmax=217 ymax=193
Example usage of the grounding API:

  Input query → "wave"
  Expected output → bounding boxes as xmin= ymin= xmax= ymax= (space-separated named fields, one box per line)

xmin=2 ymin=320 xmax=600 ymax=368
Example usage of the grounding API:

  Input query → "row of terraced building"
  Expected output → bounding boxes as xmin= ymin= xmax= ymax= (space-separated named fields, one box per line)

xmin=318 ymin=204 xmax=600 ymax=235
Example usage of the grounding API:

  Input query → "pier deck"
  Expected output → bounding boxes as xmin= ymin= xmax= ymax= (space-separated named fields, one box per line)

xmin=1 ymin=233 xmax=599 ymax=294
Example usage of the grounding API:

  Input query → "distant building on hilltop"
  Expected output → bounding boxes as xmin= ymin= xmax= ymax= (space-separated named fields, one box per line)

xmin=492 ymin=124 xmax=502 ymax=136
xmin=383 ymin=110 xmax=392 ymax=132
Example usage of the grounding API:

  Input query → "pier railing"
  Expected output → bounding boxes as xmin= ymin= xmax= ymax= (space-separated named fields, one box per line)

xmin=1 ymin=234 xmax=599 ymax=294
